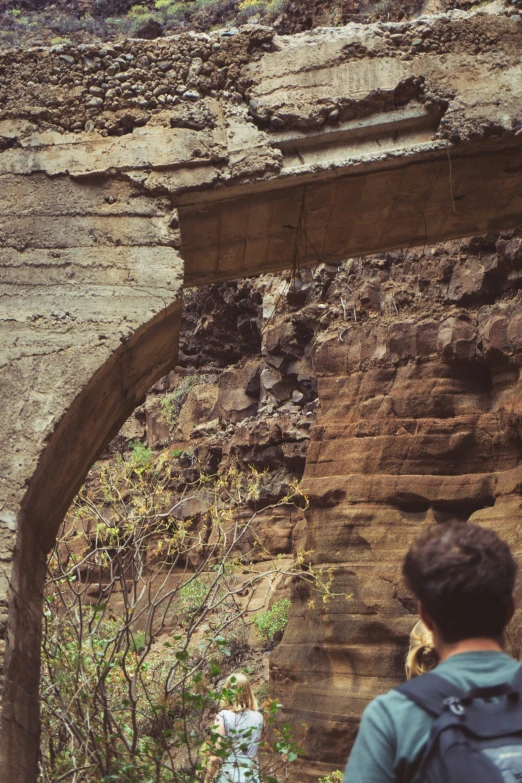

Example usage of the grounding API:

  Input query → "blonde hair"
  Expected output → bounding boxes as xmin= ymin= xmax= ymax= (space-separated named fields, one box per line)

xmin=405 ymin=620 xmax=438 ymax=680
xmin=221 ymin=673 xmax=258 ymax=712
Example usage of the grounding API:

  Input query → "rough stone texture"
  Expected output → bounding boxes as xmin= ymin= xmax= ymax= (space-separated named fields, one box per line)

xmin=70 ymin=227 xmax=522 ymax=781
xmin=0 ymin=7 xmax=521 ymax=285
xmin=177 ymin=5 xmax=522 ymax=284
xmin=175 ymin=383 xmax=220 ymax=440
xmin=121 ymin=272 xmax=317 ymax=519
xmin=218 ymin=359 xmax=262 ymax=422
xmin=0 ymin=171 xmax=183 ymax=780
xmin=2 ymin=5 xmax=522 ymax=780
xmin=270 ymin=233 xmax=522 ymax=781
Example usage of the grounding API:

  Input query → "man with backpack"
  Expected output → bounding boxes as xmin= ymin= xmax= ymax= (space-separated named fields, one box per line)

xmin=343 ymin=520 xmax=522 ymax=783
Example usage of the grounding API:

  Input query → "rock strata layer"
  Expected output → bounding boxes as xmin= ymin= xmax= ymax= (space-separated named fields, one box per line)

xmin=271 ymin=233 xmax=522 ymax=780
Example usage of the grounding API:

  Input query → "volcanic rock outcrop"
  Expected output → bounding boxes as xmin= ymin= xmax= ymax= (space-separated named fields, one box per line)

xmin=119 ymin=273 xmax=318 ymax=543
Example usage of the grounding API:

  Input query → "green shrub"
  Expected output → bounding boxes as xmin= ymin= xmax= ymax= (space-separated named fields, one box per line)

xmin=131 ymin=629 xmax=148 ymax=653
xmin=161 ymin=376 xmax=198 ymax=425
xmin=155 ymin=0 xmax=183 ymax=9
xmin=129 ymin=440 xmax=153 ymax=470
xmin=179 ymin=576 xmax=208 ymax=618
xmin=40 ymin=605 xmax=219 ymax=783
xmin=128 ymin=3 xmax=152 ymax=17
xmin=318 ymin=772 xmax=344 ymax=783
xmin=41 ymin=463 xmax=314 ymax=782
xmin=105 ymin=15 xmax=135 ymax=35
xmin=153 ymin=0 xmax=187 ymax=22
xmin=238 ymin=0 xmax=286 ymax=17
xmin=253 ymin=598 xmax=291 ymax=645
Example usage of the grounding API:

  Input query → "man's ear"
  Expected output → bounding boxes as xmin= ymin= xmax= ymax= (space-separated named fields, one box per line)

xmin=418 ymin=601 xmax=435 ymax=632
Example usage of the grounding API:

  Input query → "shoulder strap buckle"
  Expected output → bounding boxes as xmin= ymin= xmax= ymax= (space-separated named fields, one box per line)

xmin=395 ymin=673 xmax=466 ymax=717
xmin=443 ymin=696 xmax=465 ymax=716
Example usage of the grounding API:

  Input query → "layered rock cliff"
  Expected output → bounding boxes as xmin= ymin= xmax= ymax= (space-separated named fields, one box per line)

xmin=114 ymin=272 xmax=319 ymax=557
xmin=112 ymin=229 xmax=522 ymax=779
xmin=274 ymin=232 xmax=522 ymax=779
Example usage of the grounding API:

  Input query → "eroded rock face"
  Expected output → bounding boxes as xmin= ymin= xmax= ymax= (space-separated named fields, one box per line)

xmin=110 ymin=230 xmax=522 ymax=781
xmin=271 ymin=232 xmax=522 ymax=781
xmin=116 ymin=274 xmax=318 ymax=558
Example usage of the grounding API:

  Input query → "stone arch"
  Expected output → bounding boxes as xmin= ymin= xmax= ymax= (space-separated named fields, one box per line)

xmin=0 ymin=169 xmax=183 ymax=780
xmin=2 ymin=9 xmax=522 ymax=778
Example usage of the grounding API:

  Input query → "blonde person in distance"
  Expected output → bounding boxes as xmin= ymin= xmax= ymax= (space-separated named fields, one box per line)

xmin=405 ymin=619 xmax=439 ymax=680
xmin=205 ymin=673 xmax=264 ymax=783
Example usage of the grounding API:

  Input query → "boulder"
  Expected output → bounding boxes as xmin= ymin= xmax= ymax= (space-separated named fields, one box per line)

xmin=260 ymin=367 xmax=291 ymax=401
xmin=144 ymin=396 xmax=170 ymax=447
xmin=437 ymin=315 xmax=477 ymax=361
xmin=176 ymin=383 xmax=219 ymax=439
xmin=218 ymin=360 xmax=260 ymax=423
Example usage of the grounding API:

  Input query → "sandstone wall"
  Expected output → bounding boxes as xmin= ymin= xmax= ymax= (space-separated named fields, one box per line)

xmin=271 ymin=233 xmax=522 ymax=780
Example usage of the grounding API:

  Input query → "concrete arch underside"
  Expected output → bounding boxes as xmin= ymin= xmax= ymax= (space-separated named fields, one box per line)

xmin=2 ymin=5 xmax=522 ymax=780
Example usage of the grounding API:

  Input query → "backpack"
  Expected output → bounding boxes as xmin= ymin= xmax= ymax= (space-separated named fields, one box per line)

xmin=395 ymin=666 xmax=522 ymax=783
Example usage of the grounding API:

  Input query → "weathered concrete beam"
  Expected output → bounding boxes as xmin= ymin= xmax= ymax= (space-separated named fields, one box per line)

xmin=179 ymin=140 xmax=522 ymax=285
xmin=3 ymin=7 xmax=520 ymax=287
xmin=175 ymin=4 xmax=522 ymax=283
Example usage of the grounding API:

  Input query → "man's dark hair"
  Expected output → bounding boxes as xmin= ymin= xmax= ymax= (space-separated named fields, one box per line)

xmin=403 ymin=521 xmax=517 ymax=643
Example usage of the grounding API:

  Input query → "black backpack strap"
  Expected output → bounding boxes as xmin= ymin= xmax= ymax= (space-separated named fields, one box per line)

xmin=395 ymin=673 xmax=466 ymax=717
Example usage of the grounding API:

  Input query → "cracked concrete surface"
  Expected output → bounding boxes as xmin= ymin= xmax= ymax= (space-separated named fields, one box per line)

xmin=1 ymin=4 xmax=522 ymax=780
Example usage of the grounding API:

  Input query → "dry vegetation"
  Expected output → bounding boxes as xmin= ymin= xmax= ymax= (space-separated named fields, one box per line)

xmin=39 ymin=445 xmax=337 ymax=782
xmin=0 ymin=0 xmax=492 ymax=48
